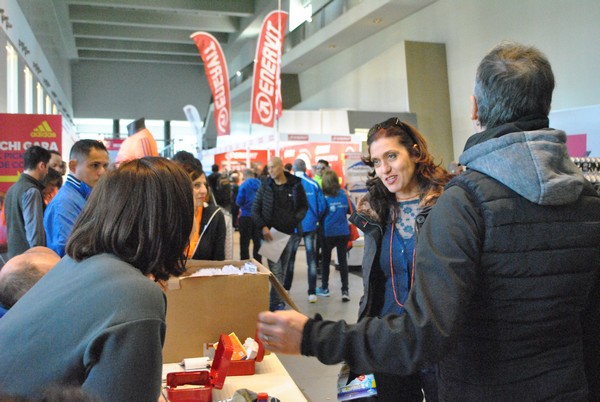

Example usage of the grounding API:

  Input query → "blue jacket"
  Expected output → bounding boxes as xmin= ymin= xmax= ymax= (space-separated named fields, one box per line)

xmin=294 ymin=172 xmax=325 ymax=233
xmin=323 ymin=189 xmax=353 ymax=237
xmin=44 ymin=174 xmax=93 ymax=257
xmin=235 ymin=178 xmax=261 ymax=217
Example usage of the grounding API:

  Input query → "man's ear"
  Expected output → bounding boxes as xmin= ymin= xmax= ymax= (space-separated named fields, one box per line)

xmin=68 ymin=159 xmax=78 ymax=174
xmin=470 ymin=95 xmax=479 ymax=121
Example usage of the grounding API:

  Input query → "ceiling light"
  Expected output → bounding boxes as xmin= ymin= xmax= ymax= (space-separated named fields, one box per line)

xmin=373 ymin=18 xmax=383 ymax=24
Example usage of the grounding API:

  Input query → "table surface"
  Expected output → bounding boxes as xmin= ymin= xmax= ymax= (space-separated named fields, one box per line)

xmin=162 ymin=354 xmax=308 ymax=401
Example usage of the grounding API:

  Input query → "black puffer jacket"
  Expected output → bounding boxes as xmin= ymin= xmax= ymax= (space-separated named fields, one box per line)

xmin=251 ymin=172 xmax=308 ymax=235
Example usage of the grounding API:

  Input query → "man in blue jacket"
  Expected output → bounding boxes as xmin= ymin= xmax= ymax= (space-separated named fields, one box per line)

xmin=236 ymin=168 xmax=262 ymax=262
xmin=286 ymin=159 xmax=325 ymax=303
xmin=44 ymin=140 xmax=109 ymax=256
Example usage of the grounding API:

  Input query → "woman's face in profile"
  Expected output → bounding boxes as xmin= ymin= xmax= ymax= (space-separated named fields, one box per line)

xmin=191 ymin=174 xmax=209 ymax=207
xmin=369 ymin=135 xmax=419 ymax=200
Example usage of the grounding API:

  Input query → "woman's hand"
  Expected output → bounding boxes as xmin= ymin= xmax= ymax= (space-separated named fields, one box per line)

xmin=257 ymin=310 xmax=309 ymax=354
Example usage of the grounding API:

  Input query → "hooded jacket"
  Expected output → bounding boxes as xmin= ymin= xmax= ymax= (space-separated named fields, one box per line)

xmin=302 ymin=116 xmax=600 ymax=401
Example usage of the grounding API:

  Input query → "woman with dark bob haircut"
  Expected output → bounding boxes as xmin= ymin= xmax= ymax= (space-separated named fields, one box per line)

xmin=0 ymin=157 xmax=194 ymax=401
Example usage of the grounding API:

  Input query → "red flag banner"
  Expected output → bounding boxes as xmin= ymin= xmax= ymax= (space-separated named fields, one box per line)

xmin=251 ymin=10 xmax=288 ymax=128
xmin=191 ymin=32 xmax=231 ymax=136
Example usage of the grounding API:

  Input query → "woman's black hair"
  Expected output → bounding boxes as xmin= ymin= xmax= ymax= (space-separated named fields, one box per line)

xmin=66 ymin=157 xmax=194 ymax=281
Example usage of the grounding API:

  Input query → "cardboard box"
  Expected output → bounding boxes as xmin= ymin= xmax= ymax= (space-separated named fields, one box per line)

xmin=162 ymin=259 xmax=297 ymax=363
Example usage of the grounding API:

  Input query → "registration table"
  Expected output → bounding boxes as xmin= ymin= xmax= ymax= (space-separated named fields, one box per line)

xmin=162 ymin=354 xmax=308 ymax=401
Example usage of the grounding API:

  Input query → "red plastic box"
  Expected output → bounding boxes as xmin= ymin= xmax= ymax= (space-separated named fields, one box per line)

xmin=227 ymin=334 xmax=265 ymax=376
xmin=166 ymin=334 xmax=233 ymax=402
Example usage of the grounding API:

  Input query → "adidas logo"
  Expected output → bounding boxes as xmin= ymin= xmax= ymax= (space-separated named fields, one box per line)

xmin=30 ymin=121 xmax=57 ymax=138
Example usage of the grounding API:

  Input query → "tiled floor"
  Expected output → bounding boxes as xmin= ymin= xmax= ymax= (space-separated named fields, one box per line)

xmin=232 ymin=231 xmax=364 ymax=401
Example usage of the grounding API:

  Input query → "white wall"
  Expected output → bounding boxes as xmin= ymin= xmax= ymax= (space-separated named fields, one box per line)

xmin=294 ymin=0 xmax=600 ymax=159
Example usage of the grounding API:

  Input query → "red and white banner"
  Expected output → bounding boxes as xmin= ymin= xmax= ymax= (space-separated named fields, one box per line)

xmin=0 ymin=114 xmax=62 ymax=193
xmin=191 ymin=32 xmax=231 ymax=136
xmin=251 ymin=10 xmax=288 ymax=128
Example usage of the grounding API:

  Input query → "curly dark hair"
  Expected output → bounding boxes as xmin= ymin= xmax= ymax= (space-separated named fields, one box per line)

xmin=66 ymin=157 xmax=194 ymax=281
xmin=362 ymin=117 xmax=452 ymax=222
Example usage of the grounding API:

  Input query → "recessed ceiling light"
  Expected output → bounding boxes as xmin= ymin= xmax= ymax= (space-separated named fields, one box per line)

xmin=328 ymin=44 xmax=337 ymax=49
xmin=373 ymin=18 xmax=383 ymax=24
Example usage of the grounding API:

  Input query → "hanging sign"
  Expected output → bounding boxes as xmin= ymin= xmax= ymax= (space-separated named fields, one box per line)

xmin=251 ymin=10 xmax=288 ymax=128
xmin=191 ymin=32 xmax=231 ymax=136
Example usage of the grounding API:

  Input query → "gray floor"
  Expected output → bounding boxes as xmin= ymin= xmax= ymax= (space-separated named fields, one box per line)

xmin=232 ymin=231 xmax=363 ymax=401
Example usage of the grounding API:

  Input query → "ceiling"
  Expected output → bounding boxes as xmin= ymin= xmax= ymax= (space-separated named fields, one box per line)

xmin=17 ymin=0 xmax=437 ymax=74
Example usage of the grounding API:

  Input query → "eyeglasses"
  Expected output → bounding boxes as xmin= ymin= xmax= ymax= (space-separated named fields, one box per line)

xmin=369 ymin=117 xmax=417 ymax=145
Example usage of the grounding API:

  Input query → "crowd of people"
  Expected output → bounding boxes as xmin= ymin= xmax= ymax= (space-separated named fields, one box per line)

xmin=0 ymin=41 xmax=599 ymax=402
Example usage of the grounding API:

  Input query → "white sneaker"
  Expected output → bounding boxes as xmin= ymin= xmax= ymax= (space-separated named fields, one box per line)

xmin=308 ymin=294 xmax=317 ymax=303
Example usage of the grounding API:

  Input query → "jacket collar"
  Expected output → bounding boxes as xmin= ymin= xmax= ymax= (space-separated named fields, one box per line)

xmin=463 ymin=114 xmax=549 ymax=151
xmin=66 ymin=174 xmax=93 ymax=200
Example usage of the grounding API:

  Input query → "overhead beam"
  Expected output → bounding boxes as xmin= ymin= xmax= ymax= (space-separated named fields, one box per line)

xmin=77 ymin=49 xmax=202 ymax=65
xmin=75 ymin=38 xmax=199 ymax=55
xmin=72 ymin=23 xmax=229 ymax=44
xmin=69 ymin=5 xmax=238 ymax=32
xmin=65 ymin=0 xmax=254 ymax=17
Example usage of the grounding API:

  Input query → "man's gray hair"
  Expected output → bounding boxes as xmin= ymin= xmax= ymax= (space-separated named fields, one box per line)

xmin=293 ymin=159 xmax=307 ymax=172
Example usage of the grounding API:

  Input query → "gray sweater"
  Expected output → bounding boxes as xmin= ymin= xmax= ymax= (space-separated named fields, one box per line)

xmin=0 ymin=253 xmax=166 ymax=401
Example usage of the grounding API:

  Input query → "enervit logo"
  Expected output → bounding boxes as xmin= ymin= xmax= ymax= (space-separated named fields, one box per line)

xmin=217 ymin=108 xmax=229 ymax=135
xmin=255 ymin=92 xmax=273 ymax=124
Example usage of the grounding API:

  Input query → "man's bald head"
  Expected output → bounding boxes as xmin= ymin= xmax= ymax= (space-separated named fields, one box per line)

xmin=0 ymin=247 xmax=60 ymax=308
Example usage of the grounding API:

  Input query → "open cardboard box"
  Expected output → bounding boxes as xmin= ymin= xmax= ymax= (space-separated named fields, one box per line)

xmin=162 ymin=259 xmax=298 ymax=364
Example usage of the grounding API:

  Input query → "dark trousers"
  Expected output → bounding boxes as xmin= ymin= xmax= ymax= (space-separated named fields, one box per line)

xmin=320 ymin=235 xmax=349 ymax=293
xmin=238 ymin=216 xmax=262 ymax=262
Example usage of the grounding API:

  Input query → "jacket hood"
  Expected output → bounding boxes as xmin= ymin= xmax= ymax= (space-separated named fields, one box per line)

xmin=460 ymin=128 xmax=585 ymax=206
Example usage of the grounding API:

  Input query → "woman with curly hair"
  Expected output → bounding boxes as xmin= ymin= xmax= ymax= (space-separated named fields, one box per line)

xmin=0 ymin=157 xmax=194 ymax=401
xmin=350 ymin=117 xmax=453 ymax=401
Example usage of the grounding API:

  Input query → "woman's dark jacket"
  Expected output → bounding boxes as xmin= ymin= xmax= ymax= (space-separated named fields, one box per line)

xmin=350 ymin=203 xmax=431 ymax=321
xmin=191 ymin=203 xmax=226 ymax=261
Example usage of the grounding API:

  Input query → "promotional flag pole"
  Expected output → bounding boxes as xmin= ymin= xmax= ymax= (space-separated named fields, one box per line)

xmin=275 ymin=0 xmax=282 ymax=158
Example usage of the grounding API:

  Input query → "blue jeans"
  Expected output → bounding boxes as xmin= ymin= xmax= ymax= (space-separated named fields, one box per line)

xmin=284 ymin=231 xmax=318 ymax=295
xmin=267 ymin=233 xmax=298 ymax=310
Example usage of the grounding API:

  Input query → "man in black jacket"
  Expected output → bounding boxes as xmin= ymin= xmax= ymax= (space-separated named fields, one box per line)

xmin=252 ymin=157 xmax=308 ymax=311
xmin=256 ymin=42 xmax=600 ymax=401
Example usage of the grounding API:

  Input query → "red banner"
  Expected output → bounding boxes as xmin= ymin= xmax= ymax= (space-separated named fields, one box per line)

xmin=251 ymin=10 xmax=288 ymax=128
xmin=191 ymin=32 xmax=231 ymax=136
xmin=0 ymin=113 xmax=62 ymax=193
